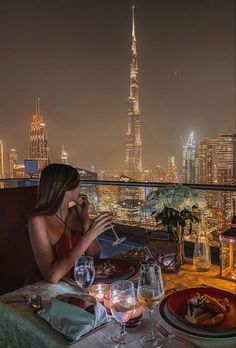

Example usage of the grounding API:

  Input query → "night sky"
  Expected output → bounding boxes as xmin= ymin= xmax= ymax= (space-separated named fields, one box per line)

xmin=0 ymin=0 xmax=235 ymax=172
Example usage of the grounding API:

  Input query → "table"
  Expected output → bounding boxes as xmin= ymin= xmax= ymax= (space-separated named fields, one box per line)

xmin=0 ymin=262 xmax=235 ymax=348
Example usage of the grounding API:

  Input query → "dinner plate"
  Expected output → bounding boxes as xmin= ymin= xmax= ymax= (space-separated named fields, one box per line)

xmin=167 ymin=287 xmax=236 ymax=332
xmin=159 ymin=295 xmax=236 ymax=339
xmin=94 ymin=258 xmax=138 ymax=284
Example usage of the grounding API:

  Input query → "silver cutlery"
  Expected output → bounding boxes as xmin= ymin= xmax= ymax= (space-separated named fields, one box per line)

xmin=3 ymin=295 xmax=43 ymax=311
xmin=158 ymin=324 xmax=200 ymax=347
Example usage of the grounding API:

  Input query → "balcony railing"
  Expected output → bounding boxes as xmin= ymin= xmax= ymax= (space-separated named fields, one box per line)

xmin=1 ymin=178 xmax=235 ymax=248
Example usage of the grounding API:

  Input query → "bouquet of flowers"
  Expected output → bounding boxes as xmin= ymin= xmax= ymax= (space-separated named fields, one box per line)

xmin=147 ymin=184 xmax=206 ymax=240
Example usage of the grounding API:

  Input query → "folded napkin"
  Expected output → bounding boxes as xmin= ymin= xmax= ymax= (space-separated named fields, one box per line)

xmin=37 ymin=293 xmax=110 ymax=343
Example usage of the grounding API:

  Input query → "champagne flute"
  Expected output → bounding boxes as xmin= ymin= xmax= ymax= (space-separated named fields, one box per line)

xmin=110 ymin=280 xmax=135 ymax=344
xmin=137 ymin=260 xmax=165 ymax=348
xmin=92 ymin=203 xmax=127 ymax=246
xmin=74 ymin=256 xmax=95 ymax=292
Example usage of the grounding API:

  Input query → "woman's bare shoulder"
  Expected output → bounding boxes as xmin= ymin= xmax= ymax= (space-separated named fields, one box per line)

xmin=29 ymin=214 xmax=49 ymax=230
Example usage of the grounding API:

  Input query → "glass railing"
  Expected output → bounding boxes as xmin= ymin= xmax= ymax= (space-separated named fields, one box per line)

xmin=0 ymin=178 xmax=235 ymax=247
xmin=78 ymin=180 xmax=235 ymax=247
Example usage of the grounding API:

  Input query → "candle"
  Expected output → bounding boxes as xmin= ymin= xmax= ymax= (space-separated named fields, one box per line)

xmin=126 ymin=298 xmax=144 ymax=327
xmin=89 ymin=284 xmax=110 ymax=303
xmin=103 ymin=290 xmax=111 ymax=313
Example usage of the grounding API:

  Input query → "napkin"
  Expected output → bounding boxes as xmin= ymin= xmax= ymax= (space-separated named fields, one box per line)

xmin=37 ymin=293 xmax=110 ymax=343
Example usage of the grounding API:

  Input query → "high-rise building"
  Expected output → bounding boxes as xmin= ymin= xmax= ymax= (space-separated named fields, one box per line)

xmin=9 ymin=148 xmax=18 ymax=178
xmin=0 ymin=140 xmax=4 ymax=179
xmin=125 ymin=6 xmax=142 ymax=180
xmin=166 ymin=156 xmax=179 ymax=183
xmin=198 ymin=133 xmax=236 ymax=221
xmin=29 ymin=98 xmax=49 ymax=168
xmin=61 ymin=145 xmax=69 ymax=165
xmin=182 ymin=132 xmax=197 ymax=183
xmin=199 ymin=133 xmax=236 ymax=185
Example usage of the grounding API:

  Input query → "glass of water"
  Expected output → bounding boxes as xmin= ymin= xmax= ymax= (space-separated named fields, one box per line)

xmin=74 ymin=256 xmax=95 ymax=291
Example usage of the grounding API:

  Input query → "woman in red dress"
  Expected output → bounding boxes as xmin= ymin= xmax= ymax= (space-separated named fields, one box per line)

xmin=29 ymin=163 xmax=113 ymax=284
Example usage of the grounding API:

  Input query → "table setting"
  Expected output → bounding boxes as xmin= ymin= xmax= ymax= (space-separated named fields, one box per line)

xmin=0 ymin=255 xmax=235 ymax=348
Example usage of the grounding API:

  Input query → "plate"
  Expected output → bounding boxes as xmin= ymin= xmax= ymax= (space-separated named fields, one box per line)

xmin=167 ymin=287 xmax=236 ymax=332
xmin=159 ymin=297 xmax=236 ymax=339
xmin=122 ymin=247 xmax=144 ymax=261
xmin=94 ymin=258 xmax=138 ymax=284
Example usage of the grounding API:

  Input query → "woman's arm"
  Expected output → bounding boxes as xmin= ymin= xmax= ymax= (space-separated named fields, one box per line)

xmin=73 ymin=195 xmax=101 ymax=257
xmin=29 ymin=213 xmax=113 ymax=284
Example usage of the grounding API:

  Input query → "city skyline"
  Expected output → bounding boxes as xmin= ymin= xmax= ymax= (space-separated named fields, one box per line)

xmin=0 ymin=0 xmax=235 ymax=171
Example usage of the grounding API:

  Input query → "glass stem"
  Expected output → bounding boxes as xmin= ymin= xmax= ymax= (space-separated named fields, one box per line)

xmin=149 ymin=308 xmax=154 ymax=339
xmin=120 ymin=323 xmax=126 ymax=338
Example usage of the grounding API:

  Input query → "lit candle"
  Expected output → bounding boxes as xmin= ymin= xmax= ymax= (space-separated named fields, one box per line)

xmin=103 ymin=290 xmax=111 ymax=313
xmin=89 ymin=284 xmax=110 ymax=303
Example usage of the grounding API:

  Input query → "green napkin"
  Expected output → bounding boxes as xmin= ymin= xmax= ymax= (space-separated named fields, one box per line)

xmin=37 ymin=293 xmax=109 ymax=343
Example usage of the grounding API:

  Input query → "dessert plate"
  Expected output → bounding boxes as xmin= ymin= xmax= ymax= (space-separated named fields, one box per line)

xmin=94 ymin=258 xmax=138 ymax=284
xmin=167 ymin=287 xmax=236 ymax=332
xmin=159 ymin=297 xmax=236 ymax=339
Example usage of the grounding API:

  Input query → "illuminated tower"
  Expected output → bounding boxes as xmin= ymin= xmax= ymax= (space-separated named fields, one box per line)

xmin=29 ymin=98 xmax=49 ymax=167
xmin=9 ymin=148 xmax=18 ymax=178
xmin=125 ymin=6 xmax=142 ymax=180
xmin=0 ymin=140 xmax=4 ymax=179
xmin=182 ymin=132 xmax=197 ymax=183
xmin=61 ymin=145 xmax=69 ymax=165
xmin=166 ymin=156 xmax=179 ymax=183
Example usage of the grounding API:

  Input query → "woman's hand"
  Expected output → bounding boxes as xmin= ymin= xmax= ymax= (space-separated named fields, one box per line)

xmin=76 ymin=194 xmax=89 ymax=215
xmin=85 ymin=212 xmax=114 ymax=240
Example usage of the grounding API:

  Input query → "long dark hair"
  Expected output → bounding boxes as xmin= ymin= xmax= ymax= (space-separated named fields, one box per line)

xmin=33 ymin=163 xmax=80 ymax=215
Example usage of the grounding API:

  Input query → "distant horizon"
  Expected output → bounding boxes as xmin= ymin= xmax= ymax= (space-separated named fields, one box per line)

xmin=0 ymin=0 xmax=235 ymax=172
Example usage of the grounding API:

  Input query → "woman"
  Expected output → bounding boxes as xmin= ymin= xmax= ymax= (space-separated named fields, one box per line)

xmin=29 ymin=163 xmax=113 ymax=284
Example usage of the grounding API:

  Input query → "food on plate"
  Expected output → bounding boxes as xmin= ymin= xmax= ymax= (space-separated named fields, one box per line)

xmin=185 ymin=292 xmax=230 ymax=326
xmin=124 ymin=247 xmax=143 ymax=259
xmin=95 ymin=261 xmax=120 ymax=278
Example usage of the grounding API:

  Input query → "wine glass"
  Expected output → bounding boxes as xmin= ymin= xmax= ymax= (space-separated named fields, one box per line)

xmin=110 ymin=280 xmax=135 ymax=344
xmin=137 ymin=260 xmax=165 ymax=348
xmin=92 ymin=202 xmax=127 ymax=246
xmin=74 ymin=256 xmax=95 ymax=292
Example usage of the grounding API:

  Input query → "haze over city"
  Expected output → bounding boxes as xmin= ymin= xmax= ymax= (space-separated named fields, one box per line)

xmin=0 ymin=0 xmax=235 ymax=171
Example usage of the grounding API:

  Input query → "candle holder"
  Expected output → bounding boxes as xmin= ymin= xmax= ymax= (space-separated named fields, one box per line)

xmin=89 ymin=283 xmax=110 ymax=303
xmin=103 ymin=290 xmax=111 ymax=314
xmin=126 ymin=297 xmax=144 ymax=327
xmin=219 ymin=224 xmax=236 ymax=282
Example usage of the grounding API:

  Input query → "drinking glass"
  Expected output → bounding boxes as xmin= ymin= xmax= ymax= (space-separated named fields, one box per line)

xmin=92 ymin=202 xmax=126 ymax=246
xmin=74 ymin=256 xmax=95 ymax=291
xmin=110 ymin=280 xmax=135 ymax=344
xmin=137 ymin=260 xmax=165 ymax=348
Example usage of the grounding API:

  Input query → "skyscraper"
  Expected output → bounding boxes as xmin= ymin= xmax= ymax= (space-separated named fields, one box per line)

xmin=198 ymin=133 xmax=236 ymax=220
xmin=9 ymin=148 xmax=18 ymax=178
xmin=125 ymin=6 xmax=142 ymax=180
xmin=61 ymin=145 xmax=69 ymax=165
xmin=166 ymin=156 xmax=179 ymax=183
xmin=182 ymin=132 xmax=197 ymax=183
xmin=0 ymin=140 xmax=4 ymax=179
xmin=29 ymin=98 xmax=49 ymax=168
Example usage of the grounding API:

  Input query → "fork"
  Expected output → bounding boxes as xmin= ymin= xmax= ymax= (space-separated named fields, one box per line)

xmin=158 ymin=325 xmax=199 ymax=347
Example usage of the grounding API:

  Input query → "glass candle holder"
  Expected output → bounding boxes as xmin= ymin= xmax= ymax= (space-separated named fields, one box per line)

xmin=103 ymin=290 xmax=111 ymax=314
xmin=220 ymin=227 xmax=236 ymax=282
xmin=89 ymin=283 xmax=110 ymax=303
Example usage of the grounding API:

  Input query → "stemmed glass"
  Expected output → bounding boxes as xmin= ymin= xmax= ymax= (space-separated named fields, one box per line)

xmin=110 ymin=280 xmax=135 ymax=344
xmin=74 ymin=256 xmax=95 ymax=292
xmin=137 ymin=260 xmax=165 ymax=348
xmin=92 ymin=202 xmax=127 ymax=246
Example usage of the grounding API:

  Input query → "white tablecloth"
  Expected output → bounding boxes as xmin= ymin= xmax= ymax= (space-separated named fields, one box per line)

xmin=0 ymin=280 xmax=235 ymax=348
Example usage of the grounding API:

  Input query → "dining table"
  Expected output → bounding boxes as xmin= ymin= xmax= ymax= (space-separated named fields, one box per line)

xmin=0 ymin=260 xmax=235 ymax=348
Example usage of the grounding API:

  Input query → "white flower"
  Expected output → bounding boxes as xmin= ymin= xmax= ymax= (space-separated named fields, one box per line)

xmin=147 ymin=184 xmax=207 ymax=213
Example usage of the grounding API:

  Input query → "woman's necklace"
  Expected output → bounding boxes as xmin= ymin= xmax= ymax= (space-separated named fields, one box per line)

xmin=55 ymin=214 xmax=72 ymax=248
